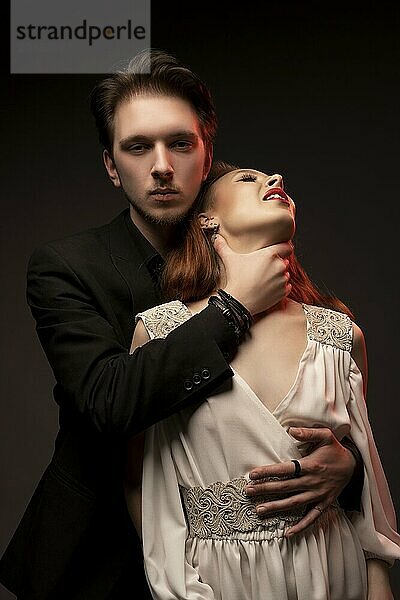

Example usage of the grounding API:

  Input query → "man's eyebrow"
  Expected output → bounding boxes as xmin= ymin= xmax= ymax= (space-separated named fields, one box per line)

xmin=168 ymin=130 xmax=199 ymax=139
xmin=119 ymin=130 xmax=199 ymax=148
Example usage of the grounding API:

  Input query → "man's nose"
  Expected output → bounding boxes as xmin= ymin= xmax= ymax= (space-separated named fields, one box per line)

xmin=265 ymin=174 xmax=284 ymax=189
xmin=151 ymin=146 xmax=174 ymax=180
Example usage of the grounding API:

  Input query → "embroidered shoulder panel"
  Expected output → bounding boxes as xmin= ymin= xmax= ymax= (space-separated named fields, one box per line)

xmin=302 ymin=304 xmax=353 ymax=351
xmin=135 ymin=300 xmax=192 ymax=340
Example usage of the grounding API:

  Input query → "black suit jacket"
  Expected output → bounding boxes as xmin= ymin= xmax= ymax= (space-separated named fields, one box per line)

xmin=0 ymin=209 xmax=236 ymax=599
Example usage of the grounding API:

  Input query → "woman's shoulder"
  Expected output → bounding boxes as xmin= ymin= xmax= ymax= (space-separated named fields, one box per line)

xmin=298 ymin=302 xmax=368 ymax=386
xmin=301 ymin=303 xmax=353 ymax=352
xmin=350 ymin=321 xmax=368 ymax=385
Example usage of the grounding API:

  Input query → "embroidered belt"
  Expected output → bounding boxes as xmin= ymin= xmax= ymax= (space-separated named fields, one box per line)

xmin=180 ymin=477 xmax=307 ymax=541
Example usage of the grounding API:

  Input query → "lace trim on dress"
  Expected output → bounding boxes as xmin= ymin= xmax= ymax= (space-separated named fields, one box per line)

xmin=136 ymin=301 xmax=353 ymax=352
xmin=135 ymin=300 xmax=192 ymax=340
xmin=302 ymin=304 xmax=353 ymax=352
xmin=180 ymin=477 xmax=308 ymax=541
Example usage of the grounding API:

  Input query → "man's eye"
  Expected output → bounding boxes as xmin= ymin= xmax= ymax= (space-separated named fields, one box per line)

xmin=172 ymin=141 xmax=192 ymax=150
xmin=129 ymin=144 xmax=148 ymax=153
xmin=238 ymin=173 xmax=257 ymax=182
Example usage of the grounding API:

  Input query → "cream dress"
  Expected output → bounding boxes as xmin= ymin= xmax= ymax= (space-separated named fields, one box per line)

xmin=134 ymin=301 xmax=400 ymax=600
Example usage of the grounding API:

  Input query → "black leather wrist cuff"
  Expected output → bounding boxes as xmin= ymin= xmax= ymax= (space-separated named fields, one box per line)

xmin=208 ymin=290 xmax=252 ymax=347
xmin=216 ymin=289 xmax=253 ymax=333
xmin=208 ymin=295 xmax=241 ymax=343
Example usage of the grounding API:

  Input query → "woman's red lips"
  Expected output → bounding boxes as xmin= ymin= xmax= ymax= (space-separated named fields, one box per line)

xmin=262 ymin=188 xmax=290 ymax=204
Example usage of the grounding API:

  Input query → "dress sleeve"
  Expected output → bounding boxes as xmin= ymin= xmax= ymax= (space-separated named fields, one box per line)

xmin=142 ymin=423 xmax=215 ymax=599
xmin=346 ymin=359 xmax=400 ymax=566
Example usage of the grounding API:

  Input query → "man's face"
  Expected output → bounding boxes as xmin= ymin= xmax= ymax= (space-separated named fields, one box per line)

xmin=103 ymin=95 xmax=211 ymax=230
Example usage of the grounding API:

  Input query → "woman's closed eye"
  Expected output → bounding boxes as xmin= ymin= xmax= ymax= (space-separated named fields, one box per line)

xmin=237 ymin=173 xmax=258 ymax=182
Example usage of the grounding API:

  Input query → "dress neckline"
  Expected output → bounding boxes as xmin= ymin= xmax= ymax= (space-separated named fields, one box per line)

xmin=232 ymin=302 xmax=310 ymax=417
xmin=185 ymin=300 xmax=310 ymax=417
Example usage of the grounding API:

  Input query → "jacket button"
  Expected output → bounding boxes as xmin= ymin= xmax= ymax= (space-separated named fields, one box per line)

xmin=201 ymin=368 xmax=210 ymax=380
xmin=193 ymin=373 xmax=202 ymax=385
xmin=184 ymin=379 xmax=194 ymax=391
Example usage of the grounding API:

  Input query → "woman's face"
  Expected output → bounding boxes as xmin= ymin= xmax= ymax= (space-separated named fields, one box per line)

xmin=202 ymin=169 xmax=296 ymax=253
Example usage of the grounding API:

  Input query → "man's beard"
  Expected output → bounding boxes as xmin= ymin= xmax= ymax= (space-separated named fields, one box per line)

xmin=123 ymin=190 xmax=187 ymax=227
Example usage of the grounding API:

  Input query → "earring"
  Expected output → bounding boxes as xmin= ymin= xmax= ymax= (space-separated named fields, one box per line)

xmin=210 ymin=223 xmax=219 ymax=243
xmin=199 ymin=215 xmax=219 ymax=240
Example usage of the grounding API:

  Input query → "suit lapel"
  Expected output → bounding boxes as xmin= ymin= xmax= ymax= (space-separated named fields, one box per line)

xmin=108 ymin=211 xmax=163 ymax=345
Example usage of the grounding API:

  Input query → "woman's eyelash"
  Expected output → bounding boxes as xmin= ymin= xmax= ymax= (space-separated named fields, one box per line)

xmin=238 ymin=173 xmax=257 ymax=182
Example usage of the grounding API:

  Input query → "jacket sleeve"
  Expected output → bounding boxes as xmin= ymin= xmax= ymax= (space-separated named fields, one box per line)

xmin=27 ymin=243 xmax=236 ymax=436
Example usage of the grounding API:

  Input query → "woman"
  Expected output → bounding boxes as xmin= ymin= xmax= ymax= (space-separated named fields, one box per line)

xmin=124 ymin=161 xmax=400 ymax=599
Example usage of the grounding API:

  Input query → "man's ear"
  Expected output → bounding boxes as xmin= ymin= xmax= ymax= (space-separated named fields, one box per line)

xmin=103 ymin=149 xmax=121 ymax=188
xmin=202 ymin=146 xmax=213 ymax=181
xmin=198 ymin=213 xmax=219 ymax=230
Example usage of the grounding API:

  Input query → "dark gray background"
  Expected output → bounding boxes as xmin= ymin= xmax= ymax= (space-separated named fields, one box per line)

xmin=2 ymin=1 xmax=399 ymax=597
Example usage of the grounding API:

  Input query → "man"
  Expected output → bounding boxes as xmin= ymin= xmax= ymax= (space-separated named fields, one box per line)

xmin=0 ymin=50 xmax=362 ymax=599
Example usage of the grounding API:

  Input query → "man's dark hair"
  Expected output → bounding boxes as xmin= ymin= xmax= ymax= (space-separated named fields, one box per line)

xmin=90 ymin=49 xmax=217 ymax=154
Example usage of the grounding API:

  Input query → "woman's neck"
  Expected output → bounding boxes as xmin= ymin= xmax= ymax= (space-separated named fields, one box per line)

xmin=221 ymin=234 xmax=290 ymax=255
